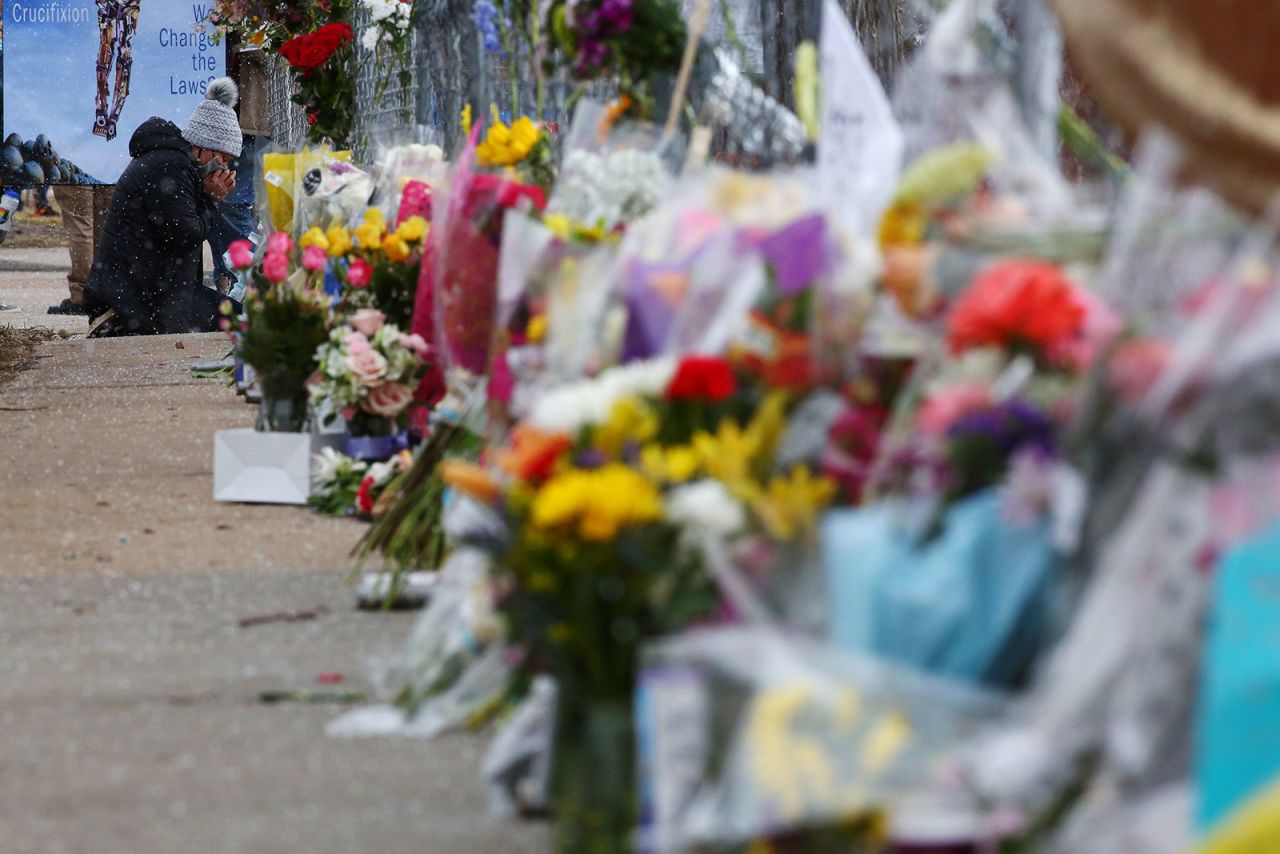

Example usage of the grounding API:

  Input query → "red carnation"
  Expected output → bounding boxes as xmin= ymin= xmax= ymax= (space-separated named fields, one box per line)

xmin=666 ymin=356 xmax=738 ymax=402
xmin=356 ymin=476 xmax=376 ymax=516
xmin=946 ymin=259 xmax=1087 ymax=366
xmin=280 ymin=22 xmax=354 ymax=73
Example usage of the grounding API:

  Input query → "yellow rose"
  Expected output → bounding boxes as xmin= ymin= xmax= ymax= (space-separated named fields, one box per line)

xmin=300 ymin=226 xmax=329 ymax=251
xmin=525 ymin=314 xmax=547 ymax=344
xmin=382 ymin=234 xmax=411 ymax=263
xmin=354 ymin=222 xmax=383 ymax=251
xmin=460 ymin=103 xmax=473 ymax=135
xmin=325 ymin=225 xmax=353 ymax=258
xmin=395 ymin=215 xmax=428 ymax=244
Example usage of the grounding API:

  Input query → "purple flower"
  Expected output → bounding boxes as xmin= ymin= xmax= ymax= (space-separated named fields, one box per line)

xmin=576 ymin=448 xmax=607 ymax=469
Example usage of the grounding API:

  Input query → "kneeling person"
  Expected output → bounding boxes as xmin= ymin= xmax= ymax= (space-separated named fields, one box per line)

xmin=86 ymin=78 xmax=243 ymax=336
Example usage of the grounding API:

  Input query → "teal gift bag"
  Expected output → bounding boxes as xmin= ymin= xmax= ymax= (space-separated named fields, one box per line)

xmin=1197 ymin=521 xmax=1280 ymax=831
xmin=821 ymin=489 xmax=1056 ymax=687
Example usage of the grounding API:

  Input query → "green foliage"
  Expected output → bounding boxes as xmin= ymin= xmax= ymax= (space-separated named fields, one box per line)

xmin=237 ymin=284 xmax=329 ymax=402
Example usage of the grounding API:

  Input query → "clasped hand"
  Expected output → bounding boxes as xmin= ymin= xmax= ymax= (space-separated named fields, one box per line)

xmin=203 ymin=169 xmax=237 ymax=201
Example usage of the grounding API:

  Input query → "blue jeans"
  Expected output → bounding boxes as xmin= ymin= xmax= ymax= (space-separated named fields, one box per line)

xmin=209 ymin=134 xmax=266 ymax=282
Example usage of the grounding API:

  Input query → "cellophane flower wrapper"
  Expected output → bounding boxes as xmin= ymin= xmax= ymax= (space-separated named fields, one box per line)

xmin=432 ymin=124 xmax=545 ymax=382
xmin=329 ymin=546 xmax=511 ymax=739
xmin=545 ymin=99 xmax=676 ymax=233
xmin=949 ymin=229 xmax=1280 ymax=832
xmin=635 ymin=625 xmax=1014 ymax=851
xmin=365 ymin=126 xmax=449 ymax=226
xmin=894 ymin=0 xmax=1075 ymax=223
xmin=295 ymin=150 xmax=374 ymax=237
xmin=1090 ymin=131 xmax=1248 ymax=337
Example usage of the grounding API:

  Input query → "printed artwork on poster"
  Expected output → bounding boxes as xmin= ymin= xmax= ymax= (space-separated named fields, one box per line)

xmin=4 ymin=0 xmax=225 ymax=186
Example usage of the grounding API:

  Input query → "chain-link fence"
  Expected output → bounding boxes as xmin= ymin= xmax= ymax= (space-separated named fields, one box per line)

xmin=268 ymin=0 xmax=919 ymax=160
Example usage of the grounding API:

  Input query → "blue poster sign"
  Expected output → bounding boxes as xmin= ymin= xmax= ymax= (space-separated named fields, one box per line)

xmin=4 ymin=0 xmax=225 ymax=186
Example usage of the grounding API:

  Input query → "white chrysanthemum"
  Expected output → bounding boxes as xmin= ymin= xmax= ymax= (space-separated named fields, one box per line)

xmin=361 ymin=27 xmax=382 ymax=51
xmin=527 ymin=357 xmax=677 ymax=432
xmin=665 ymin=480 xmax=746 ymax=538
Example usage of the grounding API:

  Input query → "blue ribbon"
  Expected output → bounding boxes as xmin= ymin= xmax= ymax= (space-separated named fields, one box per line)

xmin=344 ymin=431 xmax=412 ymax=462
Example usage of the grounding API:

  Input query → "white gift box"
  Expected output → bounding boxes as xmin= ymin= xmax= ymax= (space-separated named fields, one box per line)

xmin=213 ymin=429 xmax=344 ymax=505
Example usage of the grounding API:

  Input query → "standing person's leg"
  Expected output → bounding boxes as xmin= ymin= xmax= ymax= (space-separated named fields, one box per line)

xmin=49 ymin=185 xmax=94 ymax=314
xmin=208 ymin=134 xmax=260 ymax=290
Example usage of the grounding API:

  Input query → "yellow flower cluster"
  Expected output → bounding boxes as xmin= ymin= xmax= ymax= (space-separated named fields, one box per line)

xmin=542 ymin=213 xmax=610 ymax=244
xmin=531 ymin=464 xmax=663 ymax=541
xmin=303 ymin=210 xmax=429 ymax=265
xmin=593 ymin=398 xmax=658 ymax=457
xmin=476 ymin=116 xmax=541 ymax=168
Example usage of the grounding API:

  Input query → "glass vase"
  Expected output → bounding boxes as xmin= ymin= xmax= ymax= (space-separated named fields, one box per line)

xmin=256 ymin=392 xmax=309 ymax=433
xmin=551 ymin=693 xmax=636 ymax=854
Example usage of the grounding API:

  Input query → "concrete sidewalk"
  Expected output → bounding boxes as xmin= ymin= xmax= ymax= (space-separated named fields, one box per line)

xmin=0 ymin=302 xmax=547 ymax=850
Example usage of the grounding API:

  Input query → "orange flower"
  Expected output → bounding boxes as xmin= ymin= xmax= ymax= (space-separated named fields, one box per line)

xmin=496 ymin=427 xmax=573 ymax=483
xmin=441 ymin=460 xmax=501 ymax=503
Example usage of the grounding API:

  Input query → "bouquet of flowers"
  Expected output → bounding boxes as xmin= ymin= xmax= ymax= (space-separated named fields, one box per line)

xmin=309 ymin=307 xmax=431 ymax=441
xmin=539 ymin=0 xmax=685 ymax=115
xmin=310 ymin=447 xmax=414 ymax=517
xmin=301 ymin=207 xmax=430 ymax=328
xmin=224 ymin=234 xmax=332 ymax=432
xmin=279 ymin=19 xmax=357 ymax=146
xmin=442 ymin=353 xmax=838 ymax=850
xmin=357 ymin=0 xmax=415 ymax=110
xmin=431 ymin=122 xmax=551 ymax=379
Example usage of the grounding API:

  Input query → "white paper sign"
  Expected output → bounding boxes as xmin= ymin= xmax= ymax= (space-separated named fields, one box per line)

xmin=817 ymin=0 xmax=904 ymax=232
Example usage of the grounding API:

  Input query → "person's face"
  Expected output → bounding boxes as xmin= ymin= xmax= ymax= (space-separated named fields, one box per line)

xmin=194 ymin=147 xmax=234 ymax=168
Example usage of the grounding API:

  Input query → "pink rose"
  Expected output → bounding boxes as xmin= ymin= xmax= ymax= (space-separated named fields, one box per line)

xmin=347 ymin=258 xmax=372 ymax=288
xmin=347 ymin=348 xmax=388 ymax=385
xmin=341 ymin=405 xmax=358 ymax=421
xmin=917 ymin=382 xmax=994 ymax=437
xmin=398 ymin=332 xmax=429 ymax=357
xmin=361 ymin=381 xmax=414 ymax=418
xmin=262 ymin=251 xmax=290 ymax=283
xmin=302 ymin=245 xmax=328 ymax=272
xmin=351 ymin=308 xmax=386 ymax=337
xmin=343 ymin=331 xmax=371 ymax=355
xmin=228 ymin=239 xmax=254 ymax=270
xmin=267 ymin=232 xmax=294 ymax=254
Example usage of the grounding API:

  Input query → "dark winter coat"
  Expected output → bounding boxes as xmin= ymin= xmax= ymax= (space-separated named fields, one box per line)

xmin=85 ymin=118 xmax=228 ymax=335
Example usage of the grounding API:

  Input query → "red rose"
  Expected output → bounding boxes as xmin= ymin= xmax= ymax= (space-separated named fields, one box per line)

xmin=666 ymin=356 xmax=738 ymax=402
xmin=280 ymin=22 xmax=354 ymax=73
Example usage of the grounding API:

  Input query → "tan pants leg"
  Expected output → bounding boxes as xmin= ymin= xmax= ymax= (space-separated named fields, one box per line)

xmin=58 ymin=185 xmax=114 ymax=304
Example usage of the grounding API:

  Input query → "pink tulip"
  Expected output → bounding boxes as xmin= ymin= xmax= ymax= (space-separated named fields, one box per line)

xmin=347 ymin=257 xmax=372 ymax=288
xmin=227 ymin=239 xmax=254 ymax=270
xmin=302 ymin=245 xmax=328 ymax=272
xmin=266 ymin=232 xmax=294 ymax=255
